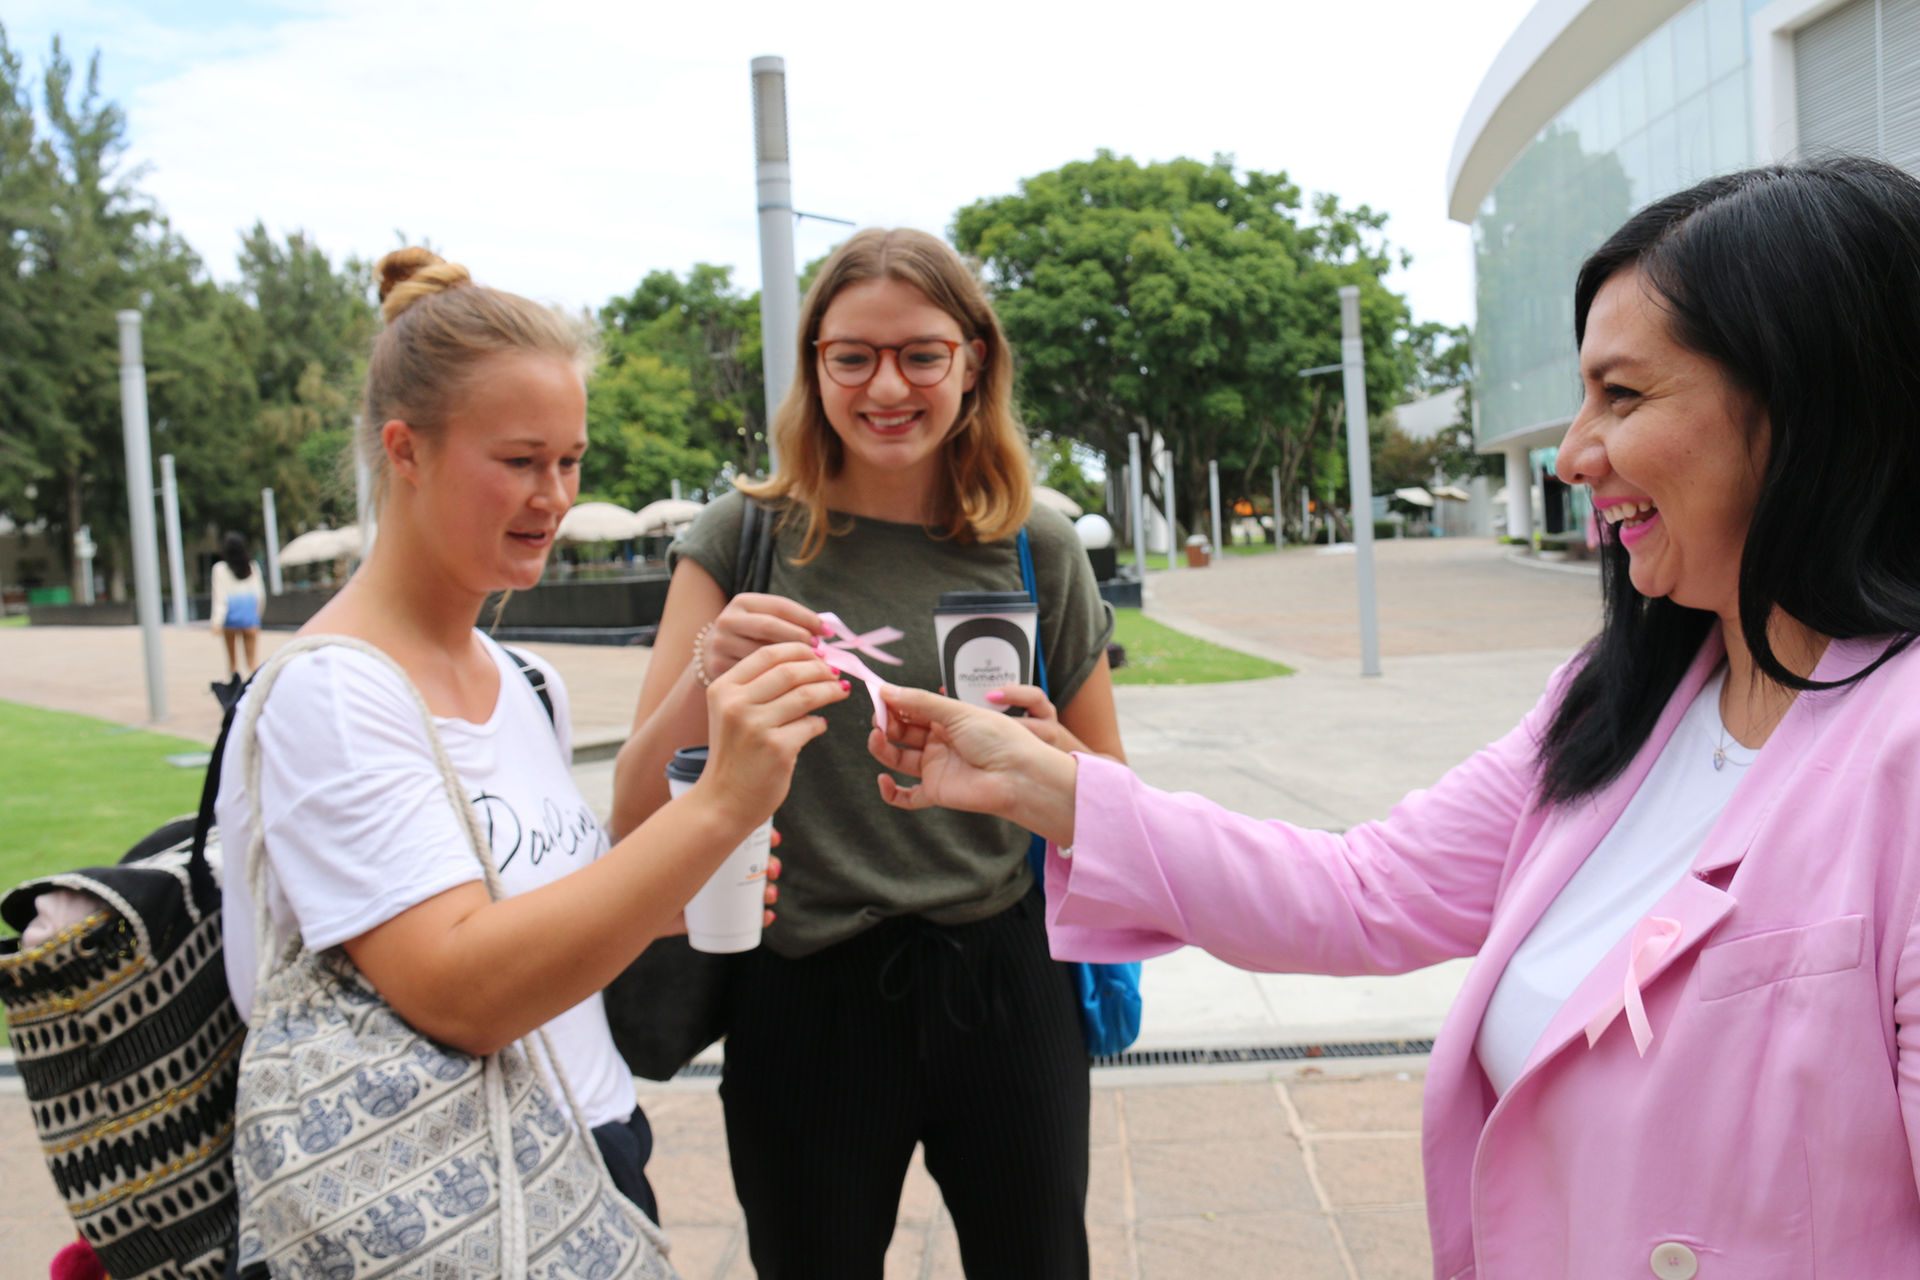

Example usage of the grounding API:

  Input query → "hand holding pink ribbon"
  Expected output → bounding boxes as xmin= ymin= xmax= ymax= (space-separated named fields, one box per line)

xmin=812 ymin=611 xmax=903 ymax=731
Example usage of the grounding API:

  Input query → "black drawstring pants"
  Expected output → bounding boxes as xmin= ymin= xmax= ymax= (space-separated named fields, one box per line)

xmin=720 ymin=886 xmax=1091 ymax=1279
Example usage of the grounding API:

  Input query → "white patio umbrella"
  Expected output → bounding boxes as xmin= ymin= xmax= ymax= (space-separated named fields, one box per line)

xmin=277 ymin=525 xmax=362 ymax=566
xmin=1432 ymin=484 xmax=1473 ymax=502
xmin=558 ymin=501 xmax=648 ymax=543
xmin=632 ymin=498 xmax=706 ymax=537
xmin=1391 ymin=486 xmax=1436 ymax=508
xmin=1032 ymin=485 xmax=1083 ymax=518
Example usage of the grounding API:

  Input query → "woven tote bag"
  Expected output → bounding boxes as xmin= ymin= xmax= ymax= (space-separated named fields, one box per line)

xmin=230 ymin=636 xmax=677 ymax=1280
xmin=0 ymin=735 xmax=249 ymax=1280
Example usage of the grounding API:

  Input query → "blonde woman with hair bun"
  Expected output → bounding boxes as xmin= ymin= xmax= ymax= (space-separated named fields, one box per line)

xmin=613 ymin=227 xmax=1123 ymax=1278
xmin=217 ymin=248 xmax=845 ymax=1231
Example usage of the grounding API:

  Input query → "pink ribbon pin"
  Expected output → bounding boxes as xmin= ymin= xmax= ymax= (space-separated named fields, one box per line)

xmin=814 ymin=611 xmax=903 ymax=731
xmin=1585 ymin=915 xmax=1683 ymax=1056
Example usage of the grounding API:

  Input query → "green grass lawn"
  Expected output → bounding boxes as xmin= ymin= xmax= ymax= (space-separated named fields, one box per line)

xmin=0 ymin=702 xmax=209 ymax=1043
xmin=0 ymin=614 xmax=27 ymax=627
xmin=1110 ymin=609 xmax=1293 ymax=686
xmin=0 ymin=701 xmax=207 ymax=924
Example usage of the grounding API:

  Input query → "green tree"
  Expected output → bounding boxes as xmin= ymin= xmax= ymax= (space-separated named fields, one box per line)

xmin=601 ymin=264 xmax=764 ymax=481
xmin=580 ymin=336 xmax=716 ymax=508
xmin=0 ymin=24 xmax=56 ymax=507
xmin=227 ymin=224 xmax=378 ymax=534
xmin=8 ymin=37 xmax=156 ymax=594
xmin=953 ymin=152 xmax=1414 ymax=542
xmin=1033 ymin=436 xmax=1104 ymax=514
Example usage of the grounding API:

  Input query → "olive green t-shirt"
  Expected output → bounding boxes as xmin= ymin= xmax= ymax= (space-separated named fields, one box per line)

xmin=670 ymin=489 xmax=1116 ymax=957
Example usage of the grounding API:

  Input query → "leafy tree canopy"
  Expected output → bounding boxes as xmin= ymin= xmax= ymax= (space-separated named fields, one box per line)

xmin=954 ymin=151 xmax=1421 ymax=538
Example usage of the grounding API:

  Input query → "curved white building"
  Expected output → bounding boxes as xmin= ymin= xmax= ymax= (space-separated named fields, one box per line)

xmin=1451 ymin=0 xmax=1919 ymax=541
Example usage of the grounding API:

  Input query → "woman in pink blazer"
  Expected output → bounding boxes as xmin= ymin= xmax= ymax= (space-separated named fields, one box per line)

xmin=868 ymin=157 xmax=1920 ymax=1278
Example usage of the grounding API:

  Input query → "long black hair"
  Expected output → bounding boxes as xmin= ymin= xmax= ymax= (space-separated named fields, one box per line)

xmin=1538 ymin=156 xmax=1920 ymax=804
xmin=221 ymin=531 xmax=254 ymax=581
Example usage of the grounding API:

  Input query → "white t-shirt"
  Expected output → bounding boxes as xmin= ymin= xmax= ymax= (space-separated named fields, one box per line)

xmin=1476 ymin=668 xmax=1755 ymax=1095
xmin=217 ymin=633 xmax=635 ymax=1128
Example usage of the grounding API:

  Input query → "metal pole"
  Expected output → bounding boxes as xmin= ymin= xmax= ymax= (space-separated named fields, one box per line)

xmin=1161 ymin=441 xmax=1176 ymax=573
xmin=1271 ymin=466 xmax=1281 ymax=548
xmin=262 ymin=488 xmax=283 ymax=594
xmin=352 ymin=415 xmax=376 ymax=562
xmin=1209 ymin=459 xmax=1223 ymax=558
xmin=1339 ymin=285 xmax=1382 ymax=677
xmin=117 ymin=311 xmax=167 ymax=722
xmin=75 ymin=525 xmax=96 ymax=604
xmin=160 ymin=453 xmax=188 ymax=625
xmin=1128 ymin=432 xmax=1146 ymax=574
xmin=752 ymin=55 xmax=799 ymax=471
xmin=1301 ymin=486 xmax=1309 ymax=546
xmin=671 ymin=478 xmax=683 ymax=502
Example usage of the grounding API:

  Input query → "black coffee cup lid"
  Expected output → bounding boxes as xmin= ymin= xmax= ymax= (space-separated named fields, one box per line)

xmin=935 ymin=590 xmax=1035 ymax=613
xmin=665 ymin=746 xmax=708 ymax=784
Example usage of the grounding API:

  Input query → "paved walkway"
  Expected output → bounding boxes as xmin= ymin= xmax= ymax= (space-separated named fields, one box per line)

xmin=1 ymin=538 xmax=1601 ymax=1279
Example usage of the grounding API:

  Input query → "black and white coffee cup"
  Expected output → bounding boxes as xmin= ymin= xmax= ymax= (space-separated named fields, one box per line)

xmin=935 ymin=590 xmax=1038 ymax=711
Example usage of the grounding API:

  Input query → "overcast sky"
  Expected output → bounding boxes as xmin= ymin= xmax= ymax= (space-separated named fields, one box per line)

xmin=7 ymin=0 xmax=1538 ymax=332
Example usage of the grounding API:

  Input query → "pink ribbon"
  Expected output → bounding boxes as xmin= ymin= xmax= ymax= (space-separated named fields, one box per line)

xmin=1585 ymin=915 xmax=1683 ymax=1056
xmin=814 ymin=611 xmax=902 ymax=731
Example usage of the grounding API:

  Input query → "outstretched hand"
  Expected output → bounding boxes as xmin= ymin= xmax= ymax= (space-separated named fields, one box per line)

xmin=867 ymin=685 xmax=1080 ymax=847
xmin=984 ymin=683 xmax=1092 ymax=755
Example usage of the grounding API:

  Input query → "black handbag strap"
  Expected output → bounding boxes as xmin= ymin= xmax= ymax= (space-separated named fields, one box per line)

xmin=733 ymin=498 xmax=774 ymax=597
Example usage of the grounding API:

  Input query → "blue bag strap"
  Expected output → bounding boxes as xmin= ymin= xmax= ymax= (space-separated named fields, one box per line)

xmin=1017 ymin=528 xmax=1048 ymax=697
xmin=1017 ymin=528 xmax=1050 ymax=880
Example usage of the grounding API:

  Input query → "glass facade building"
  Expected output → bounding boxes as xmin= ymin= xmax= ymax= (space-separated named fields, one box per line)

xmin=1455 ymin=0 xmax=1920 ymax=537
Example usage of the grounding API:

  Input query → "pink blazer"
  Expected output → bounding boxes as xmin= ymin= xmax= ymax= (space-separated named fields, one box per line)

xmin=1049 ymin=631 xmax=1920 ymax=1278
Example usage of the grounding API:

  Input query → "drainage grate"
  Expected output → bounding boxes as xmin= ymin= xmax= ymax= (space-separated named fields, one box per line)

xmin=1089 ymin=1039 xmax=1434 ymax=1069
xmin=659 ymin=1039 xmax=1434 ymax=1082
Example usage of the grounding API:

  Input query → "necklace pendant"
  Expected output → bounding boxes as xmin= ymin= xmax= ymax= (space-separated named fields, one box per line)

xmin=1712 ymin=745 xmax=1727 ymax=771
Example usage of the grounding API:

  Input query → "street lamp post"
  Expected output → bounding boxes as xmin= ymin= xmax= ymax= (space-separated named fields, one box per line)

xmin=752 ymin=56 xmax=799 ymax=473
xmin=1294 ymin=284 xmax=1382 ymax=677
xmin=117 ymin=311 xmax=167 ymax=721
xmin=160 ymin=453 xmax=188 ymax=625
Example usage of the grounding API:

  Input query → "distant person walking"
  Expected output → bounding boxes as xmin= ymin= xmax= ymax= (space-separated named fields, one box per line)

xmin=208 ymin=531 xmax=264 ymax=679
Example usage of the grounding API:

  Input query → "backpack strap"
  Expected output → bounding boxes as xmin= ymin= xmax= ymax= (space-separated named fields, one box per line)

xmin=504 ymin=646 xmax=555 ymax=728
xmin=183 ymin=679 xmax=252 ymax=903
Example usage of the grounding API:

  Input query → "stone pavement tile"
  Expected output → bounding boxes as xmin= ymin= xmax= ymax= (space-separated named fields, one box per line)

xmin=1088 ymin=1222 xmax=1135 ymax=1280
xmin=659 ymin=1223 xmax=745 ymax=1280
xmin=1129 ymin=1139 xmax=1318 ymax=1218
xmin=1135 ymin=1212 xmax=1348 ymax=1280
xmin=1088 ymin=1089 xmax=1119 ymax=1146
xmin=898 ymin=1144 xmax=940 ymax=1224
xmin=0 ymin=1217 xmax=81 ymax=1278
xmin=0 ymin=1096 xmax=71 ymax=1246
xmin=649 ymin=1142 xmax=741 ymax=1227
xmin=1290 ymin=1073 xmax=1426 ymax=1134
xmin=1119 ymin=1081 xmax=1292 ymax=1146
xmin=1313 ymin=1136 xmax=1426 ymax=1208
xmin=1338 ymin=1207 xmax=1434 ymax=1280
xmin=1087 ymin=1145 xmax=1130 ymax=1225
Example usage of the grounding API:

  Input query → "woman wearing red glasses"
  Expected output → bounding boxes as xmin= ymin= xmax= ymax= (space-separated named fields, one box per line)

xmin=613 ymin=227 xmax=1123 ymax=1277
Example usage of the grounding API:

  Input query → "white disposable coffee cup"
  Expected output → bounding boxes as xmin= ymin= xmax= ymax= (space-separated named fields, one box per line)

xmin=665 ymin=746 xmax=770 ymax=953
xmin=934 ymin=591 xmax=1038 ymax=711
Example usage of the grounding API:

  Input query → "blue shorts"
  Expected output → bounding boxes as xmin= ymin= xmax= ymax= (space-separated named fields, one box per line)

xmin=223 ymin=595 xmax=260 ymax=630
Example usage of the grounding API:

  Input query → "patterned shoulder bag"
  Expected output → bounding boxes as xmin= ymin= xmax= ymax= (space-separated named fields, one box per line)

xmin=231 ymin=634 xmax=678 ymax=1280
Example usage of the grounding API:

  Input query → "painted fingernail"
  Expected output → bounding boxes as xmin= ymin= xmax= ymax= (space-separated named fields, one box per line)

xmin=985 ymin=689 xmax=1005 ymax=702
xmin=840 ymin=679 xmax=851 ymax=691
